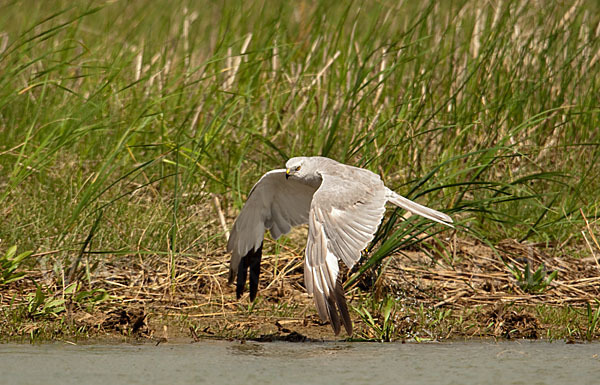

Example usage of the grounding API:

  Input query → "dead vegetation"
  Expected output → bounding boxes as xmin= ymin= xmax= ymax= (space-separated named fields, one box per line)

xmin=383 ymin=238 xmax=600 ymax=309
xmin=2 ymin=234 xmax=599 ymax=342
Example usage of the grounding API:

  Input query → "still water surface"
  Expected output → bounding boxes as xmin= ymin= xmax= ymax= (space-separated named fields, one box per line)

xmin=0 ymin=340 xmax=598 ymax=385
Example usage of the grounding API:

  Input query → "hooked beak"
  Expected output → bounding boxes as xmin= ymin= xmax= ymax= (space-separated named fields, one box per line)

xmin=285 ymin=169 xmax=290 ymax=179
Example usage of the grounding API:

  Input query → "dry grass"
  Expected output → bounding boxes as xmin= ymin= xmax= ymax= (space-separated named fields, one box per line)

xmin=382 ymin=238 xmax=600 ymax=309
xmin=2 ymin=226 xmax=599 ymax=341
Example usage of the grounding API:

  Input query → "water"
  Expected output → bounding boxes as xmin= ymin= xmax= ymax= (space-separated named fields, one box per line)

xmin=0 ymin=340 xmax=598 ymax=385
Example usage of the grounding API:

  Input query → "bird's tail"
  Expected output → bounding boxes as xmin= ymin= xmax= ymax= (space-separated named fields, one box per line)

xmin=385 ymin=189 xmax=453 ymax=227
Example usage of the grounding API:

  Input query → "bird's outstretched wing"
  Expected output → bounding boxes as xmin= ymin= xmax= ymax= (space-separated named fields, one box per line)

xmin=305 ymin=172 xmax=388 ymax=335
xmin=227 ymin=169 xmax=318 ymax=301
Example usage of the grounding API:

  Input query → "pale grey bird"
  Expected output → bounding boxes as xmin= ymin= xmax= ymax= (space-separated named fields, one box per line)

xmin=227 ymin=156 xmax=453 ymax=335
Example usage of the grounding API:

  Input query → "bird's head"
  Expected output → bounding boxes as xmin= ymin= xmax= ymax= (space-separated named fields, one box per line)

xmin=286 ymin=156 xmax=322 ymax=181
xmin=285 ymin=156 xmax=330 ymax=187
xmin=285 ymin=157 xmax=306 ymax=180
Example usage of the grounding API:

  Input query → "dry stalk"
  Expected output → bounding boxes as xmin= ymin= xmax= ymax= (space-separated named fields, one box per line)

xmin=580 ymin=208 xmax=600 ymax=272
xmin=224 ymin=33 xmax=253 ymax=90
xmin=211 ymin=194 xmax=229 ymax=242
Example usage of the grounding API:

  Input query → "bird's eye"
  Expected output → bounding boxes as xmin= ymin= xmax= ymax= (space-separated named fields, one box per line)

xmin=296 ymin=165 xmax=301 ymax=171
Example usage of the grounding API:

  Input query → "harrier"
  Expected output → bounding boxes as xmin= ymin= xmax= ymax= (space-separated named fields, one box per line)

xmin=227 ymin=156 xmax=453 ymax=335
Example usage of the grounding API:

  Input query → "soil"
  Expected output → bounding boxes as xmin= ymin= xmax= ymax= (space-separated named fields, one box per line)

xmin=1 ymin=237 xmax=599 ymax=342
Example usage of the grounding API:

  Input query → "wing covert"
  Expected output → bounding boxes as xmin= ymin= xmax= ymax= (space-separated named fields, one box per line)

xmin=312 ymin=173 xmax=388 ymax=269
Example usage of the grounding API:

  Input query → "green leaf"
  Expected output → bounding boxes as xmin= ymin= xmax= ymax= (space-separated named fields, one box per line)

xmin=64 ymin=282 xmax=79 ymax=294
xmin=2 ymin=273 xmax=26 ymax=285
xmin=4 ymin=245 xmax=17 ymax=260
xmin=12 ymin=250 xmax=33 ymax=264
xmin=43 ymin=298 xmax=66 ymax=310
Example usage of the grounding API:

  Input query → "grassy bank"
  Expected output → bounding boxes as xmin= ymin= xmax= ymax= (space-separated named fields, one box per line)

xmin=1 ymin=0 xmax=599 ymax=342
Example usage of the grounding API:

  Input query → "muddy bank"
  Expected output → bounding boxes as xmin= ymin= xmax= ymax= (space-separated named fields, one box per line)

xmin=1 ymin=238 xmax=599 ymax=342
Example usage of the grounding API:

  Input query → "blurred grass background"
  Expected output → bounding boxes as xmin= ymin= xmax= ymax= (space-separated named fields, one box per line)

xmin=0 ymin=0 xmax=599 ymax=282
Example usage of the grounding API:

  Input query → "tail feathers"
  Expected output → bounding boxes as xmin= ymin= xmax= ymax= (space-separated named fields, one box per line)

xmin=386 ymin=190 xmax=453 ymax=227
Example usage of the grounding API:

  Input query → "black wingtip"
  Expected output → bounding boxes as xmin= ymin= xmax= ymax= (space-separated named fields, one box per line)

xmin=235 ymin=259 xmax=248 ymax=299
xmin=248 ymin=244 xmax=263 ymax=302
xmin=323 ymin=278 xmax=353 ymax=336
xmin=326 ymin=295 xmax=342 ymax=335
xmin=235 ymin=243 xmax=263 ymax=301
xmin=335 ymin=279 xmax=353 ymax=336
xmin=228 ymin=266 xmax=235 ymax=286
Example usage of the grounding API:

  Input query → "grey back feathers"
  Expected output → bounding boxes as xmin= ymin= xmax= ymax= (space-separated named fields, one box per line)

xmin=227 ymin=156 xmax=453 ymax=335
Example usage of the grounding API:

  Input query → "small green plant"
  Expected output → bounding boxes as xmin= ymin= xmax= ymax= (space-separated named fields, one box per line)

xmin=354 ymin=295 xmax=396 ymax=342
xmin=584 ymin=299 xmax=600 ymax=341
xmin=1 ymin=245 xmax=32 ymax=285
xmin=26 ymin=282 xmax=67 ymax=318
xmin=509 ymin=262 xmax=557 ymax=293
xmin=269 ymin=301 xmax=299 ymax=318
xmin=73 ymin=286 xmax=110 ymax=310
xmin=26 ymin=282 xmax=109 ymax=318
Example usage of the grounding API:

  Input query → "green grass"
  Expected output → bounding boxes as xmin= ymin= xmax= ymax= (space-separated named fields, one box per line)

xmin=350 ymin=295 xmax=600 ymax=342
xmin=0 ymin=0 xmax=599 ymax=330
